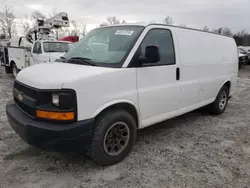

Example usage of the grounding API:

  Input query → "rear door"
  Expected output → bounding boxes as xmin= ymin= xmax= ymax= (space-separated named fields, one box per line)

xmin=134 ymin=28 xmax=180 ymax=127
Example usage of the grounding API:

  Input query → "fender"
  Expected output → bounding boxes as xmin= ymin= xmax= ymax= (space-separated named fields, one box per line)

xmin=92 ymin=99 xmax=142 ymax=128
xmin=221 ymin=79 xmax=231 ymax=92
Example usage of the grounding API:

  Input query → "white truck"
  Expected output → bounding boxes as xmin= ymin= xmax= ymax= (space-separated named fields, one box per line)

xmin=1 ymin=12 xmax=71 ymax=77
xmin=6 ymin=24 xmax=238 ymax=166
xmin=2 ymin=38 xmax=72 ymax=77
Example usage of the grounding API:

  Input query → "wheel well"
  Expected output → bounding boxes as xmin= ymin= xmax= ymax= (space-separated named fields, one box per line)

xmin=10 ymin=60 xmax=15 ymax=67
xmin=96 ymin=103 xmax=139 ymax=128
xmin=224 ymin=81 xmax=231 ymax=92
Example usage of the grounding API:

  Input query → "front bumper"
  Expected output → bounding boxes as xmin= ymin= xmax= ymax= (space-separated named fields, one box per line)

xmin=6 ymin=101 xmax=95 ymax=152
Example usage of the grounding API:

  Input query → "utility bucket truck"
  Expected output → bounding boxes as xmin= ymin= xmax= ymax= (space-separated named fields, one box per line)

xmin=1 ymin=12 xmax=72 ymax=77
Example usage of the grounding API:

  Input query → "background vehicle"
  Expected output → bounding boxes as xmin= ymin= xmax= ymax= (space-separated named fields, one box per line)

xmin=2 ymin=38 xmax=72 ymax=77
xmin=58 ymin=35 xmax=79 ymax=43
xmin=238 ymin=47 xmax=249 ymax=68
xmin=1 ymin=12 xmax=70 ymax=77
xmin=6 ymin=24 xmax=238 ymax=166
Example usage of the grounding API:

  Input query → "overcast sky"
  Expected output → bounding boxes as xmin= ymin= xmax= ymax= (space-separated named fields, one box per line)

xmin=7 ymin=0 xmax=250 ymax=32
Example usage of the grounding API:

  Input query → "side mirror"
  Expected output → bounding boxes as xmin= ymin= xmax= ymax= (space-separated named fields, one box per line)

xmin=138 ymin=45 xmax=160 ymax=64
xmin=145 ymin=46 xmax=160 ymax=63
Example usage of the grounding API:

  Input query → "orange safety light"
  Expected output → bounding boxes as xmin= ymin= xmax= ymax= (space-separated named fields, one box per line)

xmin=36 ymin=110 xmax=75 ymax=121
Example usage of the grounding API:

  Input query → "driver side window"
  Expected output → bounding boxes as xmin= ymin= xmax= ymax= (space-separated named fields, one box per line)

xmin=139 ymin=29 xmax=176 ymax=66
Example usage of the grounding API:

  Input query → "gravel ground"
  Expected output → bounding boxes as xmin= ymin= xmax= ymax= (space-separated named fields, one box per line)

xmin=0 ymin=66 xmax=250 ymax=188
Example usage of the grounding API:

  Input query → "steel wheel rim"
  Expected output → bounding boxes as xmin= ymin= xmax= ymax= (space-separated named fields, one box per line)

xmin=103 ymin=122 xmax=130 ymax=156
xmin=219 ymin=91 xmax=227 ymax=110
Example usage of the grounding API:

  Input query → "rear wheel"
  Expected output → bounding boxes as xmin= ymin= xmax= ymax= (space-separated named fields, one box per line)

xmin=210 ymin=86 xmax=229 ymax=115
xmin=12 ymin=63 xmax=18 ymax=78
xmin=90 ymin=109 xmax=137 ymax=166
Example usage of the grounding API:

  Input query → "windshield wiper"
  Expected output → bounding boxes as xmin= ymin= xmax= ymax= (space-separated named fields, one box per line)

xmin=68 ymin=57 xmax=96 ymax=66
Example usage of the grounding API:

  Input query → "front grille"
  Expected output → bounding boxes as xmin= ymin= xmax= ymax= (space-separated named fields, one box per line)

xmin=14 ymin=98 xmax=36 ymax=117
xmin=13 ymin=81 xmax=38 ymax=118
xmin=14 ymin=81 xmax=38 ymax=99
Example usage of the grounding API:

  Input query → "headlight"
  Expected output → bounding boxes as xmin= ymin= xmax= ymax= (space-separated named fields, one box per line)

xmin=36 ymin=90 xmax=76 ymax=121
xmin=52 ymin=93 xmax=59 ymax=106
xmin=51 ymin=92 xmax=74 ymax=109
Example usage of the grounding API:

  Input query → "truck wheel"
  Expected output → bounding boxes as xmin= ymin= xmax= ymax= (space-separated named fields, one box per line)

xmin=210 ymin=86 xmax=229 ymax=115
xmin=90 ymin=109 xmax=137 ymax=166
xmin=5 ymin=66 xmax=12 ymax=74
xmin=12 ymin=63 xmax=18 ymax=78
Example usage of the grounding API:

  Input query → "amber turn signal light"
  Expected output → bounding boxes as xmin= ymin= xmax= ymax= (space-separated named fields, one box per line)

xmin=36 ymin=110 xmax=75 ymax=121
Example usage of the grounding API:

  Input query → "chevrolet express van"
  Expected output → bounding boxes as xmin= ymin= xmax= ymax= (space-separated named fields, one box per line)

xmin=6 ymin=24 xmax=238 ymax=166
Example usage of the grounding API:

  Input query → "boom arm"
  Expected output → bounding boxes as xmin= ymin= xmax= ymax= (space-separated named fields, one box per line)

xmin=26 ymin=12 xmax=70 ymax=43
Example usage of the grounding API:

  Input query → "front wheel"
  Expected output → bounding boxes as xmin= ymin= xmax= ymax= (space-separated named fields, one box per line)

xmin=90 ymin=109 xmax=137 ymax=166
xmin=210 ymin=86 xmax=229 ymax=115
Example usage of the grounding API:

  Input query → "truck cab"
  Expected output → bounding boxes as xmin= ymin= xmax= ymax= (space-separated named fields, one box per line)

xmin=29 ymin=40 xmax=72 ymax=65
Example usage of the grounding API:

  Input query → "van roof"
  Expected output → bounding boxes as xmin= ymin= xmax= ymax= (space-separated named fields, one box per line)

xmin=100 ymin=23 xmax=233 ymax=38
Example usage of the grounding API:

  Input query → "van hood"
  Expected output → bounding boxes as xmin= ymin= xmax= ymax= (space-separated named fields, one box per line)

xmin=16 ymin=62 xmax=118 ymax=89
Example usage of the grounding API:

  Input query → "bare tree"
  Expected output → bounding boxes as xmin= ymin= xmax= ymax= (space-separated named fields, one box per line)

xmin=21 ymin=15 xmax=32 ymax=33
xmin=0 ymin=0 xmax=16 ymax=38
xmin=163 ymin=16 xmax=174 ymax=25
xmin=221 ymin=28 xmax=233 ymax=37
xmin=107 ymin=16 xmax=120 ymax=25
xmin=59 ymin=20 xmax=86 ymax=38
xmin=212 ymin=28 xmax=223 ymax=34
xmin=100 ymin=16 xmax=126 ymax=27
xmin=70 ymin=20 xmax=87 ymax=36
xmin=212 ymin=27 xmax=233 ymax=36
xmin=203 ymin=26 xmax=209 ymax=31
xmin=235 ymin=29 xmax=249 ymax=37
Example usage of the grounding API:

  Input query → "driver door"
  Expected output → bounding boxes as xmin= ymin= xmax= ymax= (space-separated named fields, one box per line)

xmin=30 ymin=42 xmax=44 ymax=65
xmin=135 ymin=28 xmax=180 ymax=128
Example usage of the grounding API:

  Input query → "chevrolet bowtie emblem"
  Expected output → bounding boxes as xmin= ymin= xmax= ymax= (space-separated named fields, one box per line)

xmin=17 ymin=93 xmax=23 ymax=101
xmin=13 ymin=88 xmax=24 ymax=102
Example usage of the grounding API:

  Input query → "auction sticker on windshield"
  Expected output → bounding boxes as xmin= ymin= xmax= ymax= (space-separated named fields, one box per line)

xmin=115 ymin=30 xmax=134 ymax=36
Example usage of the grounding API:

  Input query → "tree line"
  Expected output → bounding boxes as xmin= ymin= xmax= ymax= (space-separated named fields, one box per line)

xmin=100 ymin=16 xmax=250 ymax=46
xmin=0 ymin=0 xmax=250 ymax=46
xmin=162 ymin=16 xmax=250 ymax=46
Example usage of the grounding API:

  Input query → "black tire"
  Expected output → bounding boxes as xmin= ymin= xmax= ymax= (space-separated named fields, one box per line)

xmin=210 ymin=85 xmax=229 ymax=115
xmin=12 ymin=63 xmax=18 ymax=78
xmin=90 ymin=109 xmax=137 ymax=166
xmin=5 ymin=65 xmax=12 ymax=74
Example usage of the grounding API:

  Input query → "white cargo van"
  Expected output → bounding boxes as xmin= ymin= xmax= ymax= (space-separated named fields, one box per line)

xmin=6 ymin=24 xmax=238 ymax=166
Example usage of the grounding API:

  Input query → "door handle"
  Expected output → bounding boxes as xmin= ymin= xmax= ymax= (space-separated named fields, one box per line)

xmin=176 ymin=67 xmax=180 ymax=81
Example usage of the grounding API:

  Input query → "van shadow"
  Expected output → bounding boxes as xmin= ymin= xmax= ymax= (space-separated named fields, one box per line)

xmin=3 ymin=107 xmax=211 ymax=171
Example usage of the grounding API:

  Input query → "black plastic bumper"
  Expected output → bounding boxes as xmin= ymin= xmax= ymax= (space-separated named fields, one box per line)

xmin=6 ymin=101 xmax=95 ymax=152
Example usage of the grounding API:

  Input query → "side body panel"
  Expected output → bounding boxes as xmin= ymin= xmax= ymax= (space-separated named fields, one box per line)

xmin=7 ymin=47 xmax=26 ymax=70
xmin=173 ymin=27 xmax=238 ymax=115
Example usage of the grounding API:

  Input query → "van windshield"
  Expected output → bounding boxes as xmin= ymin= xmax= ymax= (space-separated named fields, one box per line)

xmin=63 ymin=26 xmax=144 ymax=67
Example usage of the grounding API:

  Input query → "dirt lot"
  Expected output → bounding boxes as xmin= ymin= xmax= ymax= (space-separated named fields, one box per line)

xmin=0 ymin=66 xmax=250 ymax=188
